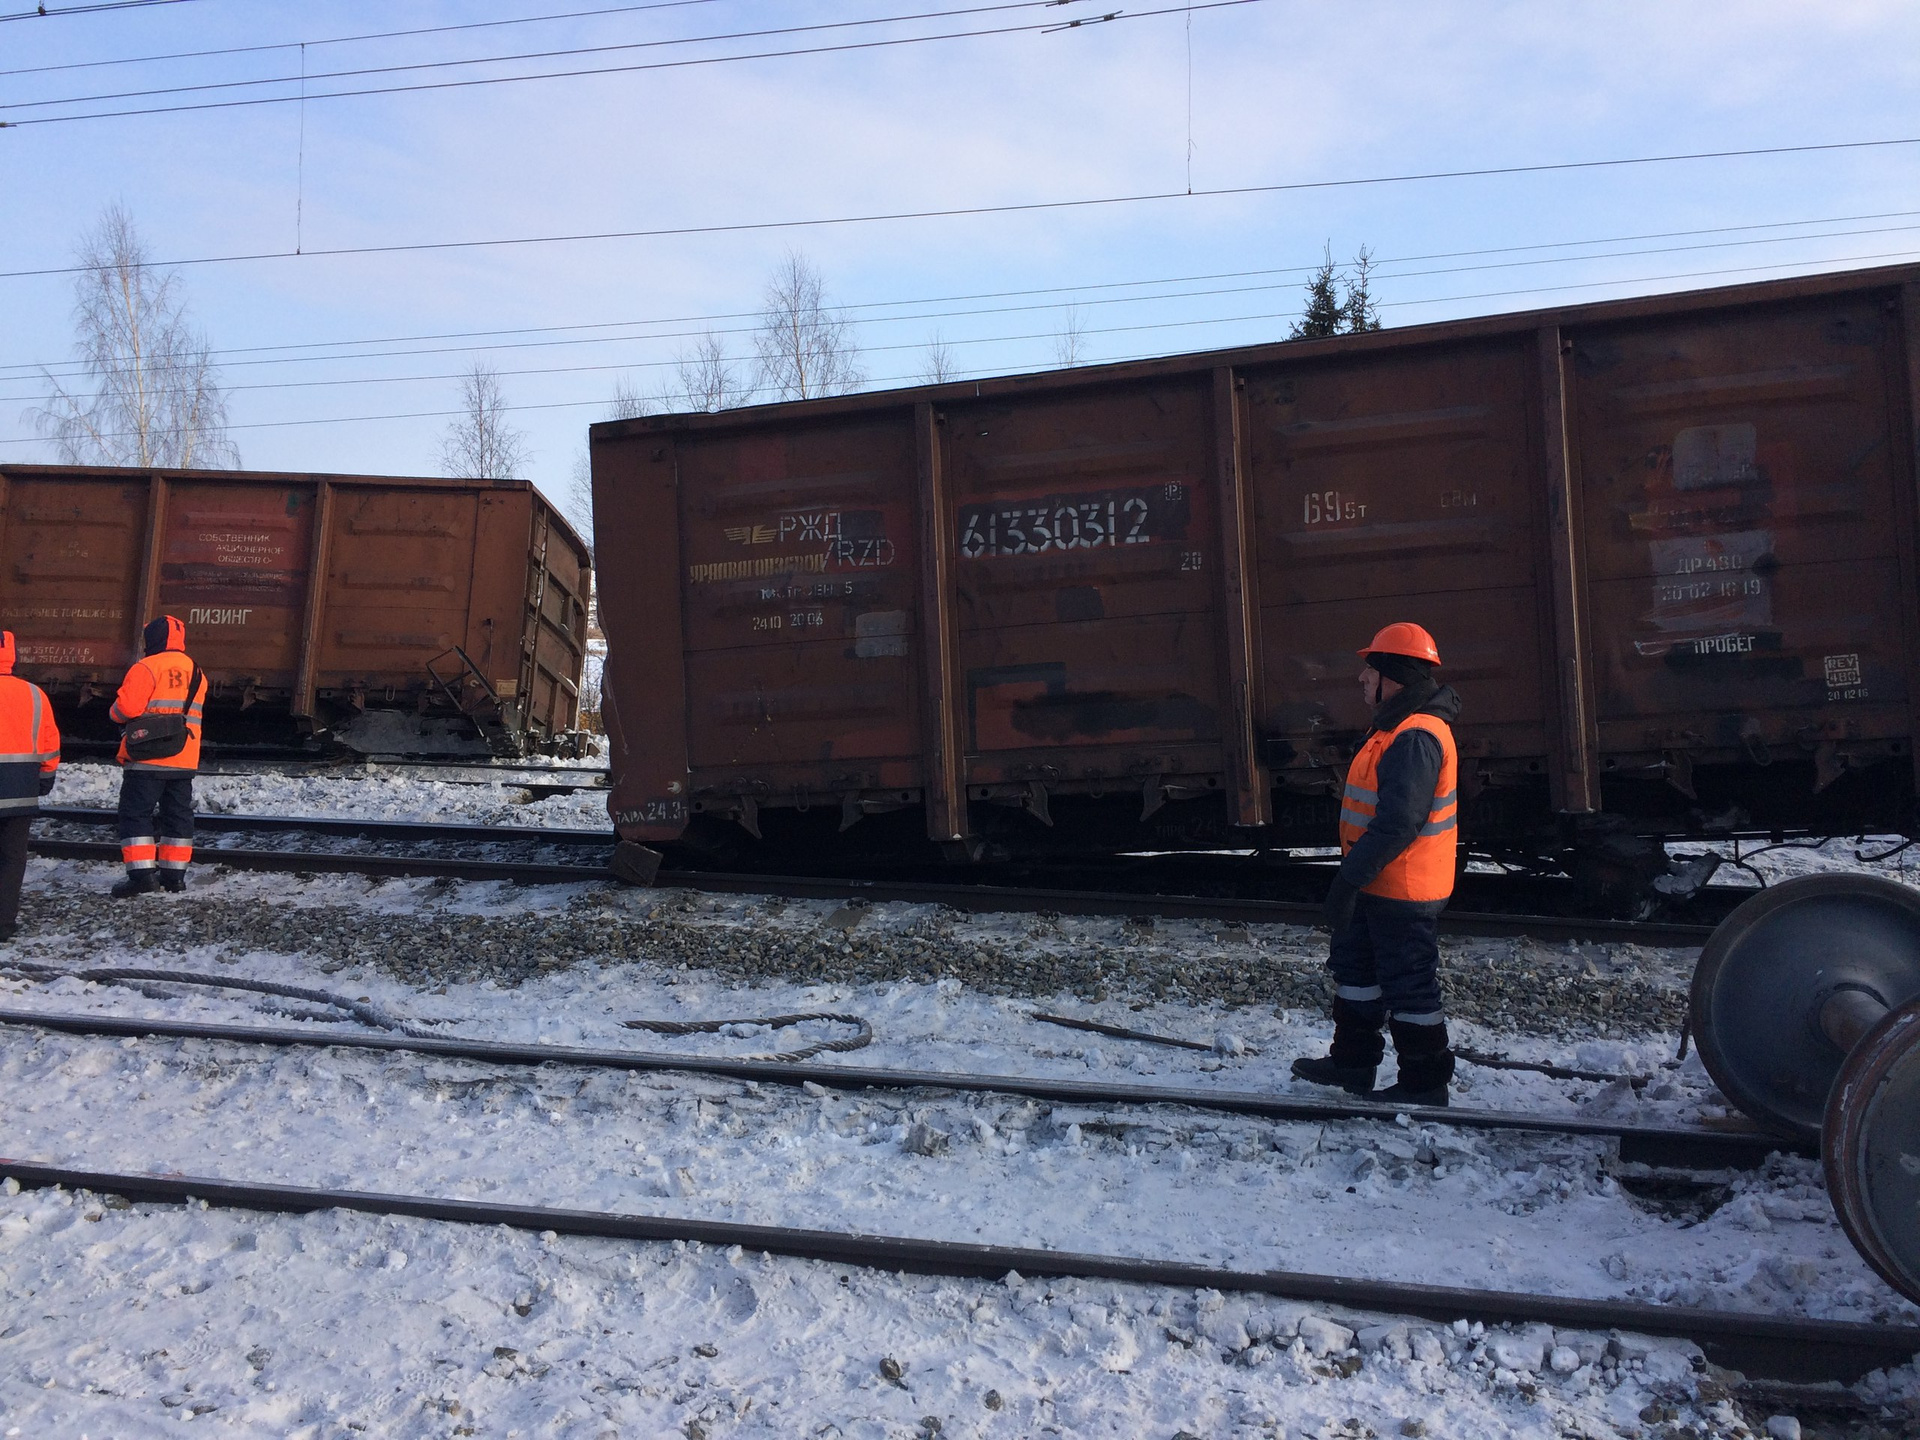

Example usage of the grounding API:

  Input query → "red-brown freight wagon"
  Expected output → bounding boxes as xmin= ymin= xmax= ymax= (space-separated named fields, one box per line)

xmin=591 ymin=263 xmax=1920 ymax=898
xmin=0 ymin=465 xmax=592 ymax=757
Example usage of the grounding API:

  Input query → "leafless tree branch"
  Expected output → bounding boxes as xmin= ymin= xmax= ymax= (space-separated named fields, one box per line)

xmin=440 ymin=360 xmax=530 ymax=480
xmin=752 ymin=251 xmax=863 ymax=402
xmin=26 ymin=203 xmax=238 ymax=469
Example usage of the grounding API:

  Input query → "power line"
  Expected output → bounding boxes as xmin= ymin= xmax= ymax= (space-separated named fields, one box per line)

xmin=0 ymin=0 xmax=197 ymax=22
xmin=8 ymin=210 xmax=1918 ymax=386
xmin=6 ymin=131 xmax=1917 ymax=280
xmin=62 ymin=207 xmax=1920 ymax=368
xmin=0 ymin=0 xmax=1089 ymax=112
xmin=0 ymin=0 xmax=731 ymax=77
xmin=5 ymin=247 xmax=1916 ymax=447
xmin=0 ymin=0 xmax=1250 ymax=125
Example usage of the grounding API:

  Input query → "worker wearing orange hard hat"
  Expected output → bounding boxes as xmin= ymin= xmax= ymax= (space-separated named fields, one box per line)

xmin=1292 ymin=621 xmax=1462 ymax=1106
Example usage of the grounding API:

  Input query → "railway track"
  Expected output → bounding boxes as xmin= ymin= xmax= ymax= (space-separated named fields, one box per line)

xmin=1 ymin=1156 xmax=1909 ymax=1384
xmin=0 ymin=1006 xmax=1793 ymax=1170
xmin=29 ymin=809 xmax=1721 ymax=946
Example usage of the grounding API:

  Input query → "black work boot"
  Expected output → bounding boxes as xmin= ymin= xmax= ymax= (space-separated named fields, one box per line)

xmin=1290 ymin=1054 xmax=1378 ymax=1094
xmin=111 ymin=869 xmax=159 ymax=899
xmin=158 ymin=869 xmax=187 ymax=894
xmin=1375 ymin=1018 xmax=1456 ymax=1106
xmin=1291 ymin=997 xmax=1386 ymax=1096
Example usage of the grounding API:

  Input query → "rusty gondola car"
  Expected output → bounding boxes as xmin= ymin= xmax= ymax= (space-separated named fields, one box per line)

xmin=591 ymin=263 xmax=1920 ymax=897
xmin=0 ymin=465 xmax=592 ymax=756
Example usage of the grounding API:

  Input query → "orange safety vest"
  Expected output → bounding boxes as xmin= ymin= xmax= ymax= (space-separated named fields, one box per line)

xmin=0 ymin=672 xmax=60 ymax=813
xmin=110 ymin=650 xmax=207 ymax=772
xmin=1337 ymin=711 xmax=1458 ymax=903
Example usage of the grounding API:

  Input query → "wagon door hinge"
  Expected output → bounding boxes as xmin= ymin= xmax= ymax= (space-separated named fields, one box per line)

xmin=1140 ymin=773 xmax=1166 ymax=822
xmin=1662 ymin=748 xmax=1696 ymax=801
xmin=1024 ymin=780 xmax=1053 ymax=827
xmin=732 ymin=793 xmax=762 ymax=840
xmin=1813 ymin=740 xmax=1851 ymax=794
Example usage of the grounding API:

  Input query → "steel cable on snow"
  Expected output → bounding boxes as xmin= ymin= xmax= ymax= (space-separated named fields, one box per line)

xmin=621 ymin=1011 xmax=874 ymax=1062
xmin=0 ymin=961 xmax=876 ymax=1063
xmin=0 ymin=960 xmax=440 ymax=1039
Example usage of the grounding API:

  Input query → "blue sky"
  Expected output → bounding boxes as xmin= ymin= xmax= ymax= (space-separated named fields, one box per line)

xmin=3 ymin=0 xmax=1918 ymax=532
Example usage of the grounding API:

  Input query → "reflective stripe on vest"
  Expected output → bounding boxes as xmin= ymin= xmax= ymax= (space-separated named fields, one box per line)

xmin=1336 ymin=711 xmax=1459 ymax=903
xmin=118 ymin=652 xmax=205 ymax=772
xmin=0 ymin=681 xmax=55 ymax=806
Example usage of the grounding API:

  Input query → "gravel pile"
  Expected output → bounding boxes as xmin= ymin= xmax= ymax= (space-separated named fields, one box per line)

xmin=15 ymin=877 xmax=1689 ymax=1039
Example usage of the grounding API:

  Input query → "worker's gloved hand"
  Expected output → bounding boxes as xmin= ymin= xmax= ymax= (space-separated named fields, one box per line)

xmin=1323 ymin=876 xmax=1360 ymax=932
xmin=37 ymin=775 xmax=54 ymax=796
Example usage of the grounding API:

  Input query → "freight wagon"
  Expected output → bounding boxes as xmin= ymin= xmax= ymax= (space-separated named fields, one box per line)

xmin=0 ymin=465 xmax=592 ymax=757
xmin=591 ymin=262 xmax=1920 ymax=903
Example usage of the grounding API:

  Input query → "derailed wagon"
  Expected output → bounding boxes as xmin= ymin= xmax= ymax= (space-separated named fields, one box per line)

xmin=591 ymin=262 xmax=1920 ymax=900
xmin=0 ymin=464 xmax=592 ymax=757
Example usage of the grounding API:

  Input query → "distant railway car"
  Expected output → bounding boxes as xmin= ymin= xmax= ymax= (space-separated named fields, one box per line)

xmin=0 ymin=465 xmax=592 ymax=756
xmin=591 ymin=263 xmax=1920 ymax=898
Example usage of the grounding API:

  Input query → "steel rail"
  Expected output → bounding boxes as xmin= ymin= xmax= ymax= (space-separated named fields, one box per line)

xmin=25 ymin=833 xmax=1718 ymax=946
xmin=38 ymin=805 xmax=612 ymax=847
xmin=29 ymin=836 xmax=604 ymax=885
xmin=0 ymin=1008 xmax=1798 ymax=1169
xmin=0 ymin=1157 xmax=1907 ymax=1383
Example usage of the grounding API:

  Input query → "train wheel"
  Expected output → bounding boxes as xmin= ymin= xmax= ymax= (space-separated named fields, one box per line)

xmin=1823 ymin=998 xmax=1920 ymax=1306
xmin=1689 ymin=873 xmax=1920 ymax=1141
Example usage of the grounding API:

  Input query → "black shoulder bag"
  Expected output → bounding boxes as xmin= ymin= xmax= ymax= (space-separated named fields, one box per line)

xmin=123 ymin=662 xmax=203 ymax=762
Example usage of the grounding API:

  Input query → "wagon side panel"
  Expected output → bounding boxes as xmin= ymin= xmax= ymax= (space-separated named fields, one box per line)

xmin=594 ymin=429 xmax=689 ymax=842
xmin=1570 ymin=291 xmax=1911 ymax=822
xmin=944 ymin=377 xmax=1226 ymax=799
xmin=0 ymin=468 xmax=149 ymax=704
xmin=313 ymin=484 xmax=480 ymax=698
xmin=155 ymin=474 xmax=314 ymax=699
xmin=1243 ymin=339 xmax=1551 ymax=819
xmin=673 ymin=411 xmax=924 ymax=812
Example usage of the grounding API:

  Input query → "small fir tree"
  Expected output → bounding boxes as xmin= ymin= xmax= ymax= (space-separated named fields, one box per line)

xmin=1289 ymin=245 xmax=1346 ymax=340
xmin=1288 ymin=243 xmax=1384 ymax=340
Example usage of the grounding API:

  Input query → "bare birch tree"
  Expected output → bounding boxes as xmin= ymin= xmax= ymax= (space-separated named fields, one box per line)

xmin=608 ymin=375 xmax=653 ymax=420
xmin=28 ymin=204 xmax=239 ymax=468
xmin=670 ymin=331 xmax=744 ymax=413
xmin=440 ymin=360 xmax=530 ymax=479
xmin=567 ymin=451 xmax=596 ymax=544
xmin=752 ymin=252 xmax=863 ymax=402
xmin=1053 ymin=305 xmax=1090 ymax=367
xmin=919 ymin=333 xmax=959 ymax=384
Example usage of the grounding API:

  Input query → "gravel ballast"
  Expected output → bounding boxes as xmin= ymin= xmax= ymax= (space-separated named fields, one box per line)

xmin=13 ymin=871 xmax=1689 ymax=1039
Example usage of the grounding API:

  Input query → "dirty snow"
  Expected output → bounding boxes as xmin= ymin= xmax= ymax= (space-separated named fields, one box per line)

xmin=2 ymin=793 xmax=1919 ymax=1434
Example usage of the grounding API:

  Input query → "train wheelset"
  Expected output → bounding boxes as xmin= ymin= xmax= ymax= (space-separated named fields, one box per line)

xmin=1689 ymin=874 xmax=1920 ymax=1305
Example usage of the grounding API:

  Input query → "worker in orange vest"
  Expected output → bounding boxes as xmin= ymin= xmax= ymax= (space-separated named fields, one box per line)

xmin=1292 ymin=622 xmax=1461 ymax=1106
xmin=0 ymin=631 xmax=61 ymax=939
xmin=108 ymin=615 xmax=207 ymax=898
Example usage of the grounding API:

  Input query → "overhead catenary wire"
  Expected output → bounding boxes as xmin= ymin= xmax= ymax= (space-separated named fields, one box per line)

xmin=7 ymin=212 xmax=1917 ymax=396
xmin=10 ymin=206 xmax=1916 ymax=382
xmin=0 ymin=0 xmax=1262 ymax=125
xmin=0 ymin=0 xmax=198 ymax=20
xmin=4 ymin=131 xmax=1917 ymax=278
xmin=0 ymin=0 xmax=733 ymax=76
xmin=6 ymin=244 xmax=1919 ymax=448
xmin=0 ymin=0 xmax=1114 ymax=111
xmin=7 ymin=204 xmax=1914 ymax=385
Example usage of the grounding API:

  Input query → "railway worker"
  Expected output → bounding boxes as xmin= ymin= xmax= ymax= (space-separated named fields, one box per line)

xmin=1292 ymin=622 xmax=1462 ymax=1106
xmin=0 ymin=632 xmax=61 ymax=940
xmin=108 ymin=614 xmax=207 ymax=899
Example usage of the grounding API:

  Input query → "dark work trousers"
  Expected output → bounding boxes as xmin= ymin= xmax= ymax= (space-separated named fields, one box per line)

xmin=0 ymin=813 xmax=31 ymax=929
xmin=1327 ymin=891 xmax=1447 ymax=1032
xmin=117 ymin=770 xmax=195 ymax=872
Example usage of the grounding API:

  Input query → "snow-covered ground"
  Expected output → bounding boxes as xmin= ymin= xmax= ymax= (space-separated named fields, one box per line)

xmin=3 ymin=779 xmax=1919 ymax=1434
xmin=47 ymin=761 xmax=614 ymax=831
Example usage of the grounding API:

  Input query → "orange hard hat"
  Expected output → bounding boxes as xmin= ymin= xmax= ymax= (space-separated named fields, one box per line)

xmin=1358 ymin=622 xmax=1441 ymax=665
